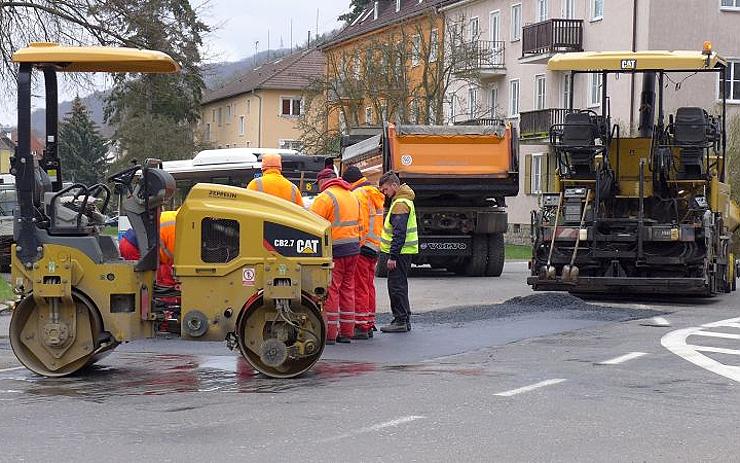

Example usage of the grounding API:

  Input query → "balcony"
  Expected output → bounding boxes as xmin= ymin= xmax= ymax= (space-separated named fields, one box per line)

xmin=454 ymin=118 xmax=505 ymax=126
xmin=521 ymin=19 xmax=583 ymax=64
xmin=454 ymin=40 xmax=506 ymax=78
xmin=519 ymin=108 xmax=570 ymax=142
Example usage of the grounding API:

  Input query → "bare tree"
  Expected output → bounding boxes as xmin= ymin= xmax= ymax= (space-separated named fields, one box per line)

xmin=298 ymin=12 xmax=490 ymax=154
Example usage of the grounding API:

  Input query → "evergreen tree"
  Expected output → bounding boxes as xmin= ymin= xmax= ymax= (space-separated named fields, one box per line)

xmin=58 ymin=97 xmax=108 ymax=186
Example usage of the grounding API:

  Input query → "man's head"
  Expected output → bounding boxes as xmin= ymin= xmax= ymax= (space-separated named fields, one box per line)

xmin=378 ymin=171 xmax=401 ymax=199
xmin=316 ymin=168 xmax=337 ymax=190
xmin=261 ymin=153 xmax=282 ymax=171
xmin=342 ymin=165 xmax=363 ymax=184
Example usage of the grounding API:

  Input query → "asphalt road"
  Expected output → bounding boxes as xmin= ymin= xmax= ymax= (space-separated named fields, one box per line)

xmin=0 ymin=262 xmax=738 ymax=462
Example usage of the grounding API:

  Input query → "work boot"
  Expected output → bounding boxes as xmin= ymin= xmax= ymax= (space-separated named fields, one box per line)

xmin=380 ymin=319 xmax=409 ymax=333
xmin=335 ymin=335 xmax=352 ymax=344
xmin=352 ymin=327 xmax=370 ymax=340
xmin=368 ymin=329 xmax=374 ymax=339
xmin=406 ymin=321 xmax=412 ymax=332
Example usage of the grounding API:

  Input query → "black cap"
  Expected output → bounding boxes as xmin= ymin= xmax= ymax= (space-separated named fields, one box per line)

xmin=342 ymin=165 xmax=363 ymax=184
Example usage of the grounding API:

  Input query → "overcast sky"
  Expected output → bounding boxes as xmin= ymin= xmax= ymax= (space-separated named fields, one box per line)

xmin=0 ymin=0 xmax=350 ymax=125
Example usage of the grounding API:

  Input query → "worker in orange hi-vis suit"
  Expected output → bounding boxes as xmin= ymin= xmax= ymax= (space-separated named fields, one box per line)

xmin=309 ymin=168 xmax=361 ymax=344
xmin=342 ymin=166 xmax=384 ymax=340
xmin=246 ymin=153 xmax=304 ymax=207
xmin=158 ymin=209 xmax=178 ymax=288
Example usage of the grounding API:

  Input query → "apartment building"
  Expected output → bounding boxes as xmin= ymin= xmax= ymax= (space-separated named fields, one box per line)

xmin=200 ymin=49 xmax=325 ymax=151
xmin=444 ymin=0 xmax=740 ymax=237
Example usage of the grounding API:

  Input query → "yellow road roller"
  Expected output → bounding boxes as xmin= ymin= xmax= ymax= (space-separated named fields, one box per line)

xmin=8 ymin=43 xmax=331 ymax=378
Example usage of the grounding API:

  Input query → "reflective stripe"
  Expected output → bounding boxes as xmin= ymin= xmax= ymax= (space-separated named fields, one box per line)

xmin=324 ymin=190 xmax=342 ymax=226
xmin=255 ymin=178 xmax=264 ymax=192
xmin=334 ymin=237 xmax=360 ymax=244
xmin=380 ymin=197 xmax=418 ymax=254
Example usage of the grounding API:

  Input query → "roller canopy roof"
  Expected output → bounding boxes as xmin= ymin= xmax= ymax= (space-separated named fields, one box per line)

xmin=547 ymin=51 xmax=726 ymax=72
xmin=12 ymin=42 xmax=180 ymax=73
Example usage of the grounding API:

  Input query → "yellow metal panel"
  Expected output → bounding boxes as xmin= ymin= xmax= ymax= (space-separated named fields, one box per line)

xmin=547 ymin=50 xmax=726 ymax=72
xmin=12 ymin=42 xmax=180 ymax=73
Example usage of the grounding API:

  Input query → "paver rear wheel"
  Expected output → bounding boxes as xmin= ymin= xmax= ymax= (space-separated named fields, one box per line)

xmin=485 ymin=233 xmax=505 ymax=277
xmin=464 ymin=234 xmax=488 ymax=277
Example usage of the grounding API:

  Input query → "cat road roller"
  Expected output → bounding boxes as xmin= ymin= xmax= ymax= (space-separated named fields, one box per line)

xmin=528 ymin=45 xmax=740 ymax=296
xmin=8 ymin=43 xmax=331 ymax=378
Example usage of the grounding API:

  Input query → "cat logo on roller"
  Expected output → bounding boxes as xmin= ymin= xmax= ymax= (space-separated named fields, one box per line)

xmin=299 ymin=239 xmax=320 ymax=254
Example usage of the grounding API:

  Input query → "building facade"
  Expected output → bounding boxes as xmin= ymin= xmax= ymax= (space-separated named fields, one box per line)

xmin=443 ymin=0 xmax=740 ymax=239
xmin=199 ymin=49 xmax=325 ymax=150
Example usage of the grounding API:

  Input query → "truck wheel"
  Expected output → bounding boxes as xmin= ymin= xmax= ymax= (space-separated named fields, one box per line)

xmin=485 ymin=233 xmax=505 ymax=277
xmin=464 ymin=234 xmax=488 ymax=277
xmin=375 ymin=254 xmax=388 ymax=278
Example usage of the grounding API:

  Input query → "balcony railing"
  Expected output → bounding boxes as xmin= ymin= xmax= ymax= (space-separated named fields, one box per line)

xmin=521 ymin=19 xmax=583 ymax=58
xmin=454 ymin=118 xmax=505 ymax=126
xmin=454 ymin=40 xmax=506 ymax=72
xmin=520 ymin=108 xmax=570 ymax=139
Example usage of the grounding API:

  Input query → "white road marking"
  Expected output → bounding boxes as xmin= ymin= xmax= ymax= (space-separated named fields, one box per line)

xmin=641 ymin=316 xmax=671 ymax=327
xmin=691 ymin=331 xmax=740 ymax=340
xmin=692 ymin=346 xmax=740 ymax=356
xmin=318 ymin=415 xmax=425 ymax=443
xmin=662 ymin=317 xmax=740 ymax=383
xmin=494 ymin=379 xmax=566 ymax=397
xmin=0 ymin=366 xmax=24 ymax=373
xmin=598 ymin=352 xmax=649 ymax=365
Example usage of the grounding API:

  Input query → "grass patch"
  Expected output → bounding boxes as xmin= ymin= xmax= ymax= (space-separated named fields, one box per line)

xmin=506 ymin=244 xmax=532 ymax=261
xmin=103 ymin=226 xmax=118 ymax=237
xmin=0 ymin=276 xmax=14 ymax=302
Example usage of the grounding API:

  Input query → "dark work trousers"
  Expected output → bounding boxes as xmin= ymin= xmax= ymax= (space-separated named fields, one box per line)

xmin=387 ymin=254 xmax=411 ymax=322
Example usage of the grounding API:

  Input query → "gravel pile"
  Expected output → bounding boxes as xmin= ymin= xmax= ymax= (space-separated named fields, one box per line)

xmin=376 ymin=293 xmax=666 ymax=326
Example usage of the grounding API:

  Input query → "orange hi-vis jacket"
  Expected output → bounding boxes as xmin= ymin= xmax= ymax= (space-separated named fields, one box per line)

xmin=159 ymin=210 xmax=178 ymax=266
xmin=310 ymin=179 xmax=361 ymax=257
xmin=247 ymin=168 xmax=304 ymax=207
xmin=351 ymin=177 xmax=385 ymax=253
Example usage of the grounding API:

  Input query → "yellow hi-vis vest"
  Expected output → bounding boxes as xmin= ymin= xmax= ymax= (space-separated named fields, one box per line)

xmin=380 ymin=197 xmax=418 ymax=255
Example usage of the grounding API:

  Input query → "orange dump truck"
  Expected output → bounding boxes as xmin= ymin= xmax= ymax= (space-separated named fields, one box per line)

xmin=341 ymin=122 xmax=519 ymax=277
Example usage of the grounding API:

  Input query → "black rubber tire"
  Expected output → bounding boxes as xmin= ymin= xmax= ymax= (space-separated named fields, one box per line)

xmin=464 ymin=234 xmax=488 ymax=277
xmin=375 ymin=253 xmax=389 ymax=278
xmin=485 ymin=233 xmax=506 ymax=277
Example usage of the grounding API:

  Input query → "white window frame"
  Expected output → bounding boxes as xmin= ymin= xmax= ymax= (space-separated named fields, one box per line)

xmin=561 ymin=74 xmax=572 ymax=108
xmin=588 ymin=73 xmax=602 ymax=108
xmin=411 ymin=34 xmax=422 ymax=66
xmin=217 ymin=107 xmax=222 ymax=127
xmin=531 ymin=153 xmax=544 ymax=194
xmin=510 ymin=3 xmax=522 ymax=41
xmin=226 ymin=104 xmax=232 ymax=121
xmin=509 ymin=79 xmax=520 ymax=117
xmin=469 ymin=16 xmax=479 ymax=42
xmin=489 ymin=86 xmax=498 ymax=116
xmin=205 ymin=123 xmax=211 ymax=142
xmin=537 ymin=0 xmax=549 ymax=22
xmin=720 ymin=0 xmax=740 ymax=10
xmin=719 ymin=59 xmax=740 ymax=103
xmin=591 ymin=0 xmax=604 ymax=21
xmin=280 ymin=96 xmax=303 ymax=117
xmin=468 ymin=86 xmax=478 ymax=119
xmin=535 ymin=74 xmax=547 ymax=110
xmin=238 ymin=115 xmax=245 ymax=136
xmin=365 ymin=106 xmax=373 ymax=125
xmin=430 ymin=28 xmax=439 ymax=63
xmin=563 ymin=0 xmax=576 ymax=19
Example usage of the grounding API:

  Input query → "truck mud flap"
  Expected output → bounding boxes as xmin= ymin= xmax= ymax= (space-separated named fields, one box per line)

xmin=527 ymin=276 xmax=710 ymax=295
xmin=419 ymin=235 xmax=472 ymax=256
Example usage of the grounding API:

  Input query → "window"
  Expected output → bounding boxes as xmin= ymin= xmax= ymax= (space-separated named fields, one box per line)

xmin=537 ymin=0 xmax=549 ymax=22
xmin=447 ymin=94 xmax=456 ymax=123
xmin=720 ymin=60 xmax=740 ymax=101
xmin=396 ymin=0 xmax=401 ymax=12
xmin=380 ymin=102 xmax=388 ymax=121
xmin=561 ymin=74 xmax=572 ymax=108
xmin=428 ymin=100 xmax=437 ymax=124
xmin=490 ymin=86 xmax=498 ymax=116
xmin=722 ymin=0 xmax=740 ymax=8
xmin=353 ymin=53 xmax=361 ymax=79
xmin=468 ymin=87 xmax=478 ymax=119
xmin=511 ymin=4 xmax=522 ymax=41
xmin=226 ymin=104 xmax=232 ymax=120
xmin=509 ymin=79 xmax=520 ymax=116
xmin=563 ymin=0 xmax=576 ymax=18
xmin=365 ymin=106 xmax=373 ymax=125
xmin=469 ymin=16 xmax=479 ymax=41
xmin=589 ymin=73 xmax=603 ymax=107
xmin=211 ymin=109 xmax=216 ymax=122
xmin=246 ymin=99 xmax=251 ymax=114
xmin=339 ymin=112 xmax=347 ymax=132
xmin=239 ymin=116 xmax=245 ymax=136
xmin=535 ymin=74 xmax=546 ymax=110
xmin=411 ymin=34 xmax=421 ymax=66
xmin=591 ymin=0 xmax=604 ymax=20
xmin=205 ymin=123 xmax=211 ymax=142
xmin=531 ymin=153 xmax=543 ymax=194
xmin=430 ymin=29 xmax=439 ymax=62
xmin=217 ymin=107 xmax=222 ymax=126
xmin=280 ymin=97 xmax=302 ymax=116
xmin=410 ymin=99 xmax=420 ymax=124
xmin=201 ymin=218 xmax=239 ymax=263
xmin=279 ymin=139 xmax=303 ymax=151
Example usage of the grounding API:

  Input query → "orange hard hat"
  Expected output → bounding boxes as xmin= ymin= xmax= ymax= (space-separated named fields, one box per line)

xmin=261 ymin=153 xmax=282 ymax=170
